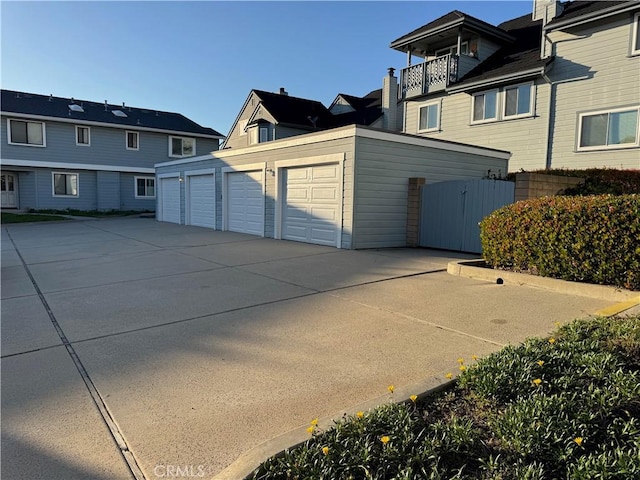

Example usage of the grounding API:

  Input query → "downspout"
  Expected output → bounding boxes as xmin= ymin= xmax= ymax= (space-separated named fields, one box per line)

xmin=542 ymin=69 xmax=555 ymax=170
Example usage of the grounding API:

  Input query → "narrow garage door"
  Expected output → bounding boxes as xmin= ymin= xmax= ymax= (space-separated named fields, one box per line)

xmin=227 ymin=170 xmax=264 ymax=235
xmin=160 ymin=177 xmax=180 ymax=224
xmin=187 ymin=174 xmax=215 ymax=228
xmin=283 ymin=164 xmax=340 ymax=247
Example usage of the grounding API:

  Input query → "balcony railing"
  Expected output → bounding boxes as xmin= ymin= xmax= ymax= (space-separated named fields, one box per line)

xmin=400 ymin=54 xmax=459 ymax=99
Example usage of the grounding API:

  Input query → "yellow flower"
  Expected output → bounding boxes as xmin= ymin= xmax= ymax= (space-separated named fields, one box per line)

xmin=410 ymin=395 xmax=418 ymax=403
xmin=322 ymin=446 xmax=329 ymax=456
xmin=459 ymin=365 xmax=467 ymax=372
xmin=574 ymin=437 xmax=584 ymax=446
xmin=532 ymin=378 xmax=542 ymax=386
xmin=356 ymin=411 xmax=364 ymax=419
xmin=310 ymin=418 xmax=318 ymax=426
xmin=445 ymin=373 xmax=453 ymax=379
xmin=537 ymin=360 xmax=544 ymax=366
xmin=306 ymin=426 xmax=314 ymax=434
xmin=388 ymin=385 xmax=394 ymax=394
xmin=457 ymin=357 xmax=464 ymax=364
xmin=472 ymin=355 xmax=478 ymax=361
xmin=380 ymin=436 xmax=390 ymax=445
xmin=549 ymin=338 xmax=556 ymax=344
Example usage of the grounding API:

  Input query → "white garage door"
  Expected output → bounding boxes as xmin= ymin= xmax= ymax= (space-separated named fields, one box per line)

xmin=283 ymin=164 xmax=341 ymax=246
xmin=227 ymin=170 xmax=264 ymax=236
xmin=187 ymin=174 xmax=215 ymax=228
xmin=160 ymin=177 xmax=180 ymax=224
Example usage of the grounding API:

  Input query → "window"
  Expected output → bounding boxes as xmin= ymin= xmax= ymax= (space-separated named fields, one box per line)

xmin=135 ymin=176 xmax=155 ymax=198
xmin=504 ymin=83 xmax=533 ymax=118
xmin=52 ymin=172 xmax=78 ymax=197
xmin=578 ymin=107 xmax=639 ymax=150
xmin=632 ymin=12 xmax=640 ymax=55
xmin=8 ymin=119 xmax=45 ymax=146
xmin=170 ymin=136 xmax=195 ymax=157
xmin=259 ymin=126 xmax=269 ymax=143
xmin=472 ymin=90 xmax=498 ymax=123
xmin=76 ymin=126 xmax=90 ymax=146
xmin=435 ymin=42 xmax=468 ymax=57
xmin=126 ymin=131 xmax=139 ymax=150
xmin=418 ymin=103 xmax=440 ymax=132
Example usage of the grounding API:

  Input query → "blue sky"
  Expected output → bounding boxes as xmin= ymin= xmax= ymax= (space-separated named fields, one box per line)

xmin=1 ymin=1 xmax=532 ymax=136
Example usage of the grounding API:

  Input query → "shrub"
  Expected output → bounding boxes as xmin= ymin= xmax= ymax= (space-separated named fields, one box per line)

xmin=480 ymin=194 xmax=640 ymax=290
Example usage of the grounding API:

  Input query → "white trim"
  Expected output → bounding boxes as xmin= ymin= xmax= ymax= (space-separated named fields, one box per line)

xmin=576 ymin=106 xmax=640 ymax=151
xmin=1 ymin=172 xmax=19 ymax=208
xmin=502 ymin=81 xmax=535 ymax=120
xmin=2 ymin=158 xmax=154 ymax=173
xmin=185 ymin=168 xmax=216 ymax=229
xmin=221 ymin=162 xmax=266 ymax=235
xmin=543 ymin=3 xmax=640 ymax=32
xmin=51 ymin=171 xmax=79 ymax=197
xmin=156 ymin=173 xmax=181 ymax=224
xmin=447 ymin=67 xmax=545 ymax=93
xmin=471 ymin=89 xmax=499 ymax=124
xmin=169 ymin=136 xmax=196 ymax=158
xmin=134 ymin=175 xmax=156 ymax=199
xmin=274 ymin=153 xmax=344 ymax=248
xmin=632 ymin=12 xmax=640 ymax=56
xmin=126 ymin=131 xmax=139 ymax=151
xmin=75 ymin=125 xmax=91 ymax=146
xmin=7 ymin=118 xmax=46 ymax=147
xmin=0 ymin=112 xmax=223 ymax=139
xmin=417 ymin=101 xmax=441 ymax=132
xmin=435 ymin=41 xmax=468 ymax=57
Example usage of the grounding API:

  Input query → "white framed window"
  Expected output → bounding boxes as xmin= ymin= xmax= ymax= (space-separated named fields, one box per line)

xmin=135 ymin=176 xmax=155 ymax=198
xmin=259 ymin=126 xmax=269 ymax=143
xmin=577 ymin=106 xmax=639 ymax=150
xmin=418 ymin=102 xmax=440 ymax=132
xmin=126 ymin=131 xmax=139 ymax=150
xmin=632 ymin=12 xmax=640 ymax=55
xmin=435 ymin=42 xmax=468 ymax=57
xmin=472 ymin=89 xmax=498 ymax=123
xmin=503 ymin=82 xmax=534 ymax=119
xmin=76 ymin=126 xmax=90 ymax=146
xmin=52 ymin=172 xmax=79 ymax=197
xmin=169 ymin=136 xmax=195 ymax=157
xmin=7 ymin=119 xmax=46 ymax=147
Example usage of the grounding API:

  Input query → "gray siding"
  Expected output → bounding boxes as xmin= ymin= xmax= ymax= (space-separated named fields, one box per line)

xmin=404 ymin=80 xmax=550 ymax=172
xmin=1 ymin=116 xmax=218 ymax=169
xmin=97 ymin=171 xmax=120 ymax=211
xmin=17 ymin=171 xmax=37 ymax=210
xmin=352 ymin=135 xmax=508 ymax=249
xmin=547 ymin=13 xmax=640 ymax=169
xmin=31 ymin=169 xmax=97 ymax=210
xmin=120 ymin=173 xmax=156 ymax=211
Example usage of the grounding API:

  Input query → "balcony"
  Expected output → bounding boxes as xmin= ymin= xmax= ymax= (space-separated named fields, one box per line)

xmin=399 ymin=54 xmax=459 ymax=99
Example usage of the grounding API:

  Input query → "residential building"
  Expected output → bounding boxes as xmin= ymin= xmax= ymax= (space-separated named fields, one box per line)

xmin=222 ymin=69 xmax=402 ymax=150
xmin=391 ymin=0 xmax=640 ymax=171
xmin=0 ymin=90 xmax=223 ymax=211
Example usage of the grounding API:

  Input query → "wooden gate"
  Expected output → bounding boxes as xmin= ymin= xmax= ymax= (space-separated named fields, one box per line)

xmin=419 ymin=179 xmax=514 ymax=253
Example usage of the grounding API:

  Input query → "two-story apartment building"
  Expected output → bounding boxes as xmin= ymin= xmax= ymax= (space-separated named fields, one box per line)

xmin=0 ymin=90 xmax=223 ymax=211
xmin=392 ymin=0 xmax=640 ymax=171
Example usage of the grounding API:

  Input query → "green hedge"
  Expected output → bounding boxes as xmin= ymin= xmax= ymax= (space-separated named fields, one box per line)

xmin=480 ymin=194 xmax=640 ymax=291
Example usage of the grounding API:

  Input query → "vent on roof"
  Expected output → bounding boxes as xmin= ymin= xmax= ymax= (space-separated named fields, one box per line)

xmin=69 ymin=104 xmax=84 ymax=112
xmin=112 ymin=110 xmax=128 ymax=117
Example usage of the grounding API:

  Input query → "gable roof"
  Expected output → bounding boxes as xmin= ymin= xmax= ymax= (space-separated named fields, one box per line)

xmin=253 ymin=90 xmax=336 ymax=129
xmin=0 ymin=90 xmax=223 ymax=138
xmin=335 ymin=89 xmax=382 ymax=110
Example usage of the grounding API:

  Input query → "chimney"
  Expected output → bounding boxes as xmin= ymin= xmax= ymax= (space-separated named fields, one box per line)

xmin=382 ymin=68 xmax=400 ymax=131
xmin=279 ymin=87 xmax=288 ymax=96
xmin=105 ymin=100 xmax=108 ymax=111
xmin=532 ymin=0 xmax=563 ymax=23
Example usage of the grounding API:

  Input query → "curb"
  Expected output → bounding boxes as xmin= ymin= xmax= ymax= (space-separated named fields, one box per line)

xmin=213 ymin=375 xmax=456 ymax=480
xmin=447 ymin=260 xmax=638 ymax=303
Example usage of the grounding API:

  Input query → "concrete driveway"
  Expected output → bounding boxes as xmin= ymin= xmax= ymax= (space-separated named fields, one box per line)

xmin=1 ymin=218 xmax=611 ymax=479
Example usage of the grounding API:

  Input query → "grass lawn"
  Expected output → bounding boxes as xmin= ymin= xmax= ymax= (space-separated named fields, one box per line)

xmin=254 ymin=315 xmax=640 ymax=479
xmin=28 ymin=209 xmax=153 ymax=217
xmin=1 ymin=212 xmax=68 ymax=223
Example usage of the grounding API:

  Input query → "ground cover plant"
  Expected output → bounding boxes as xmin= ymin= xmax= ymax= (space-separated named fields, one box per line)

xmin=1 ymin=212 xmax=68 ymax=223
xmin=253 ymin=315 xmax=640 ymax=479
